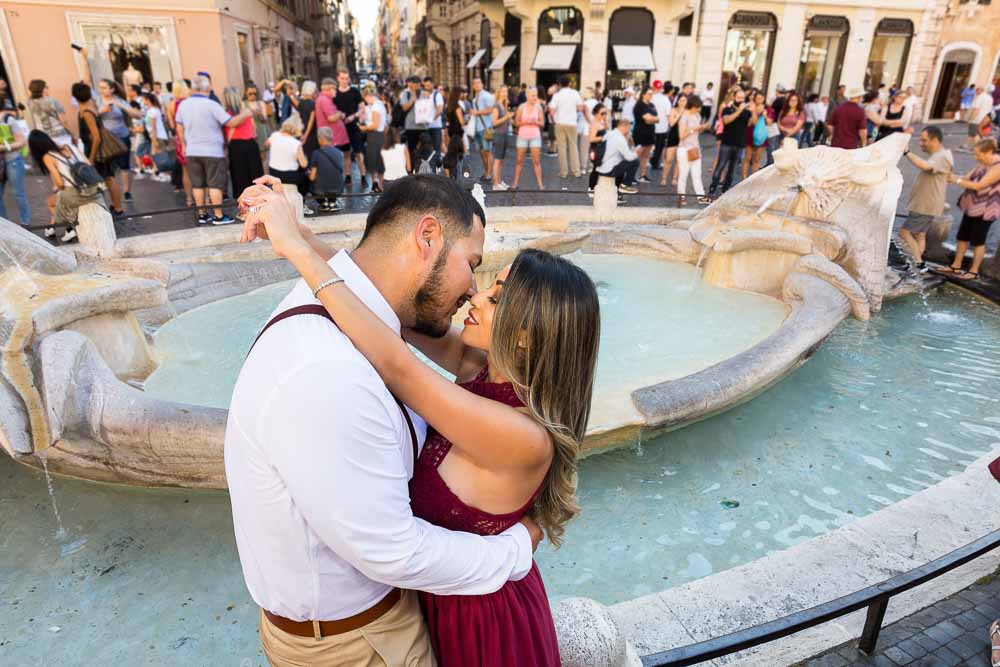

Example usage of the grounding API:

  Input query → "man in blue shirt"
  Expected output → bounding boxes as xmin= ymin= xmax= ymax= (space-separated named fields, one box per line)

xmin=469 ymin=78 xmax=495 ymax=183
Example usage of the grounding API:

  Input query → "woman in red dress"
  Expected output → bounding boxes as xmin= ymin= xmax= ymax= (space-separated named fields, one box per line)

xmin=241 ymin=180 xmax=601 ymax=666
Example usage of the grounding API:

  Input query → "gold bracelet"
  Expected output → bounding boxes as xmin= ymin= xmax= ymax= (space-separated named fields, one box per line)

xmin=313 ymin=277 xmax=344 ymax=298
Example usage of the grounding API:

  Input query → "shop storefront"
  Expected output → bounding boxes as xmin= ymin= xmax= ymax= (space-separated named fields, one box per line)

xmin=70 ymin=13 xmax=181 ymax=89
xmin=865 ymin=18 xmax=913 ymax=91
xmin=488 ymin=12 xmax=521 ymax=88
xmin=721 ymin=11 xmax=777 ymax=98
xmin=605 ymin=8 xmax=655 ymax=106
xmin=532 ymin=6 xmax=584 ymax=91
xmin=930 ymin=48 xmax=976 ymax=119
xmin=796 ymin=15 xmax=849 ymax=99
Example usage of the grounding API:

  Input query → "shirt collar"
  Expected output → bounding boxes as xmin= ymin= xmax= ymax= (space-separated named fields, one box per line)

xmin=329 ymin=250 xmax=401 ymax=334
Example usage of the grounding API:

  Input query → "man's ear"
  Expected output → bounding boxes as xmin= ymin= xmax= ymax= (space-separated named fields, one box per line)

xmin=413 ymin=215 xmax=442 ymax=258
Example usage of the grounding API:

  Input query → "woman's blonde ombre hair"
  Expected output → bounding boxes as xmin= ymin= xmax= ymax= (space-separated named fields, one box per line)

xmin=489 ymin=249 xmax=600 ymax=547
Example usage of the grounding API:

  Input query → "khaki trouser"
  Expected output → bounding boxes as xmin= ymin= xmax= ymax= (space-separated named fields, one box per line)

xmin=554 ymin=123 xmax=581 ymax=177
xmin=259 ymin=590 xmax=436 ymax=667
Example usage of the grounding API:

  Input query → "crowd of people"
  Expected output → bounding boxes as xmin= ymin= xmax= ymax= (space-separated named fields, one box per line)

xmin=2 ymin=50 xmax=1000 ymax=244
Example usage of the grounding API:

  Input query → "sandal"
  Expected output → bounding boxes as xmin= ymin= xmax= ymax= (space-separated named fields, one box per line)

xmin=991 ymin=620 xmax=1000 ymax=667
xmin=953 ymin=270 xmax=979 ymax=281
xmin=931 ymin=266 xmax=959 ymax=275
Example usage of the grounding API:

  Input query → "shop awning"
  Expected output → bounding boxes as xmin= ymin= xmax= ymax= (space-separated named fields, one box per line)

xmin=466 ymin=49 xmax=487 ymax=69
xmin=489 ymin=45 xmax=517 ymax=71
xmin=531 ymin=44 xmax=577 ymax=71
xmin=612 ymin=45 xmax=656 ymax=72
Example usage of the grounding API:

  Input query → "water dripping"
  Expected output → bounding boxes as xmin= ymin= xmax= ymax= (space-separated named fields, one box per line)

xmin=39 ymin=455 xmax=87 ymax=557
xmin=686 ymin=246 xmax=711 ymax=291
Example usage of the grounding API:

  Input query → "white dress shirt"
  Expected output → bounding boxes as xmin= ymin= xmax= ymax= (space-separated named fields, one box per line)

xmin=652 ymin=92 xmax=673 ymax=134
xmin=550 ymin=87 xmax=583 ymax=126
xmin=597 ymin=128 xmax=638 ymax=174
xmin=225 ymin=250 xmax=533 ymax=622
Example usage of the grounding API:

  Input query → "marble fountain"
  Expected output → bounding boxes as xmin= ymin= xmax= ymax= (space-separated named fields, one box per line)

xmin=3 ymin=133 xmax=1000 ymax=666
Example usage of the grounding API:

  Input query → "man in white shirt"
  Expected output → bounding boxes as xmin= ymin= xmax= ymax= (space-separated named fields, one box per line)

xmin=423 ymin=76 xmax=445 ymax=151
xmin=700 ymin=82 xmax=716 ymax=123
xmin=902 ymin=85 xmax=920 ymax=127
xmin=650 ymin=80 xmax=673 ymax=170
xmin=548 ymin=75 xmax=585 ymax=178
xmin=226 ymin=175 xmax=539 ymax=666
xmin=597 ymin=117 xmax=640 ymax=193
xmin=967 ymin=86 xmax=995 ymax=150
xmin=621 ymin=87 xmax=637 ymax=132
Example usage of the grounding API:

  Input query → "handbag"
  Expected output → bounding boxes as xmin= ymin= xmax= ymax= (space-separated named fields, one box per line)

xmin=752 ymin=115 xmax=768 ymax=147
xmin=686 ymin=147 xmax=700 ymax=162
xmin=83 ymin=110 xmax=128 ymax=163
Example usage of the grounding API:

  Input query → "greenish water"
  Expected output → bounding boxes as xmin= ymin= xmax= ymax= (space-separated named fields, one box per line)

xmin=3 ymin=283 xmax=998 ymax=663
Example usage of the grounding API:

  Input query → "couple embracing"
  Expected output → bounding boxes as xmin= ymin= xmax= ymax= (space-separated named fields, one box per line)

xmin=224 ymin=174 xmax=601 ymax=666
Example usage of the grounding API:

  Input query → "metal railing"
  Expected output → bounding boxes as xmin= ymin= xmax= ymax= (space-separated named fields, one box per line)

xmin=641 ymin=529 xmax=1000 ymax=666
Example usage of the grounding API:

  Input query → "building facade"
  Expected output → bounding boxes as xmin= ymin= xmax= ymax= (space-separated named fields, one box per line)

xmin=921 ymin=0 xmax=1000 ymax=120
xmin=0 ymin=0 xmax=355 ymax=131
xmin=415 ymin=0 xmax=944 ymax=119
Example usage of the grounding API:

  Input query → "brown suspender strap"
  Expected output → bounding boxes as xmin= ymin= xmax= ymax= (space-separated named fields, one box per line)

xmin=248 ymin=304 xmax=418 ymax=463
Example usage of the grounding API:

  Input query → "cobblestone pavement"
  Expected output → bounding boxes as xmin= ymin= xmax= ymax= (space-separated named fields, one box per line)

xmin=0 ymin=122 xmax=993 ymax=252
xmin=798 ymin=573 xmax=1000 ymax=667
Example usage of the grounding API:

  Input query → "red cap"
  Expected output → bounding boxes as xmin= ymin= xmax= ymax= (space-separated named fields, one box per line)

xmin=653 ymin=80 xmax=663 ymax=89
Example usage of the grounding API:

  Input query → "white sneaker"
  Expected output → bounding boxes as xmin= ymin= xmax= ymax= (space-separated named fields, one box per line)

xmin=61 ymin=229 xmax=78 ymax=243
xmin=44 ymin=226 xmax=56 ymax=238
xmin=493 ymin=182 xmax=509 ymax=191
xmin=303 ymin=207 xmax=315 ymax=216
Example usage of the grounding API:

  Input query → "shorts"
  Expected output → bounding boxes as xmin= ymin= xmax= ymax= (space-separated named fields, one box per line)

xmin=516 ymin=135 xmax=541 ymax=149
xmin=474 ymin=130 xmax=493 ymax=152
xmin=346 ymin=124 xmax=366 ymax=154
xmin=955 ymin=213 xmax=994 ymax=247
xmin=492 ymin=132 xmax=510 ymax=161
xmin=186 ymin=155 xmax=228 ymax=190
xmin=902 ymin=213 xmax=935 ymax=235
xmin=968 ymin=123 xmax=981 ymax=137
xmin=335 ymin=143 xmax=351 ymax=154
xmin=114 ymin=148 xmax=131 ymax=172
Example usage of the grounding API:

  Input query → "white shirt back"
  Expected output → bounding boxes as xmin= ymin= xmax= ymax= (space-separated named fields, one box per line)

xmin=652 ymin=93 xmax=673 ymax=133
xmin=550 ymin=87 xmax=583 ymax=125
xmin=225 ymin=251 xmax=532 ymax=622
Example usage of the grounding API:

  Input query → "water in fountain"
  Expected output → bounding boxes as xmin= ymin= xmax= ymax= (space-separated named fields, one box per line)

xmin=39 ymin=455 xmax=87 ymax=557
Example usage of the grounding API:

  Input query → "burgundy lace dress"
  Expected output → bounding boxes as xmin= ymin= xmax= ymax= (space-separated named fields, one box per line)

xmin=409 ymin=367 xmax=561 ymax=666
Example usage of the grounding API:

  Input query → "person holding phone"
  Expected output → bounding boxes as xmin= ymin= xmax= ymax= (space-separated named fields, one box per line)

xmin=709 ymin=88 xmax=757 ymax=196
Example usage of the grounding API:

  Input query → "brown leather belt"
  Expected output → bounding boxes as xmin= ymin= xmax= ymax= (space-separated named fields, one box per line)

xmin=263 ymin=588 xmax=402 ymax=639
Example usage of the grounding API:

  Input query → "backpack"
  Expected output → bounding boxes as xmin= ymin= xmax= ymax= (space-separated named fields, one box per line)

xmin=752 ymin=115 xmax=768 ymax=147
xmin=417 ymin=150 xmax=440 ymax=175
xmin=56 ymin=149 xmax=104 ymax=196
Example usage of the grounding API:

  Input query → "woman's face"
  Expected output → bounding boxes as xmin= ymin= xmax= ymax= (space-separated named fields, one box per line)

xmin=461 ymin=265 xmax=510 ymax=352
xmin=527 ymin=88 xmax=538 ymax=102
xmin=973 ymin=148 xmax=996 ymax=165
xmin=98 ymin=81 xmax=112 ymax=98
xmin=677 ymin=95 xmax=687 ymax=110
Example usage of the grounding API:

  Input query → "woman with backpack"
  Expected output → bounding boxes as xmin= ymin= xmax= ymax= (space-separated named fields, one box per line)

xmin=29 ymin=129 xmax=103 ymax=243
xmin=71 ymin=82 xmax=125 ymax=218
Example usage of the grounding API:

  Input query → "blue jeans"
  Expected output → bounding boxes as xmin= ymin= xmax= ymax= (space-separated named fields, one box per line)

xmin=0 ymin=154 xmax=29 ymax=224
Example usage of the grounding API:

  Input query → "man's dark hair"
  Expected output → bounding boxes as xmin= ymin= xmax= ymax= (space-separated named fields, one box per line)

xmin=423 ymin=76 xmax=434 ymax=84
xmin=360 ymin=174 xmax=484 ymax=246
xmin=558 ymin=75 xmax=570 ymax=88
xmin=406 ymin=75 xmax=421 ymax=84
xmin=922 ymin=125 xmax=943 ymax=143
xmin=71 ymin=82 xmax=92 ymax=103
xmin=166 ymin=81 xmax=173 ymax=93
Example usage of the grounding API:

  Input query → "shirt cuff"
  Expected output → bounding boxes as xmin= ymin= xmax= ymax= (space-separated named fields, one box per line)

xmin=504 ymin=522 xmax=534 ymax=582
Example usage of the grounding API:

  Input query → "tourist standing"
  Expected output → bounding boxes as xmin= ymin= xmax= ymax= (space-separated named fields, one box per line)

xmin=297 ymin=81 xmax=319 ymax=161
xmin=620 ymin=88 xmax=637 ymax=132
xmin=316 ymin=78 xmax=350 ymax=165
xmin=222 ymin=87 xmax=263 ymax=200
xmin=960 ymin=84 xmax=977 ymax=122
xmin=660 ymin=94 xmax=685 ymax=188
xmin=676 ymin=95 xmax=709 ymax=204
xmin=85 ymin=67 xmax=141 ymax=205
xmin=141 ymin=92 xmax=171 ymax=181
xmin=943 ymin=139 xmax=1000 ymax=280
xmin=267 ymin=114 xmax=308 ymax=195
xmin=167 ymin=79 xmax=193 ymax=205
xmin=360 ymin=86 xmax=387 ymax=193
xmin=829 ymin=88 xmax=867 ymax=150
xmin=174 ymin=74 xmax=250 ymax=224
xmin=423 ymin=77 xmax=445 ymax=151
xmin=709 ymin=88 xmax=757 ymax=196
xmin=802 ymin=94 xmax=820 ymax=147
xmin=307 ymin=126 xmax=344 ymax=212
xmin=27 ymin=80 xmax=74 ymax=147
xmin=71 ymin=82 xmax=125 ymax=218
xmin=335 ymin=70 xmax=366 ymax=188
xmin=824 ymin=84 xmax=847 ymax=142
xmin=877 ymin=92 xmax=908 ymax=142
xmin=701 ymin=82 xmax=715 ymax=123
xmin=862 ymin=92 xmax=882 ymax=146
xmin=597 ymin=117 xmax=640 ymax=193
xmin=649 ymin=82 xmax=672 ymax=171
xmin=898 ymin=126 xmax=953 ymax=271
xmin=778 ymin=93 xmax=806 ymax=145
xmin=445 ymin=87 xmax=466 ymax=142
xmin=742 ymin=91 xmax=769 ymax=179
xmin=0 ymin=109 xmax=29 ymax=225
xmin=587 ymin=103 xmax=609 ymax=192
xmin=397 ymin=76 xmax=427 ymax=169
xmin=548 ymin=76 xmax=584 ymax=179
xmin=245 ymin=84 xmax=272 ymax=172
xmin=491 ymin=86 xmax=513 ymax=190
xmin=469 ymin=78 xmax=495 ymax=183
xmin=967 ymin=87 xmax=995 ymax=150
xmin=513 ymin=86 xmax=545 ymax=190
xmin=576 ymin=89 xmax=593 ymax=177
xmin=632 ymin=87 xmax=658 ymax=183
xmin=273 ymin=80 xmax=298 ymax=126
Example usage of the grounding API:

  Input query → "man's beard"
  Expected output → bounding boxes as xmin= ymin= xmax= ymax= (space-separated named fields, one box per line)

xmin=412 ymin=241 xmax=455 ymax=338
